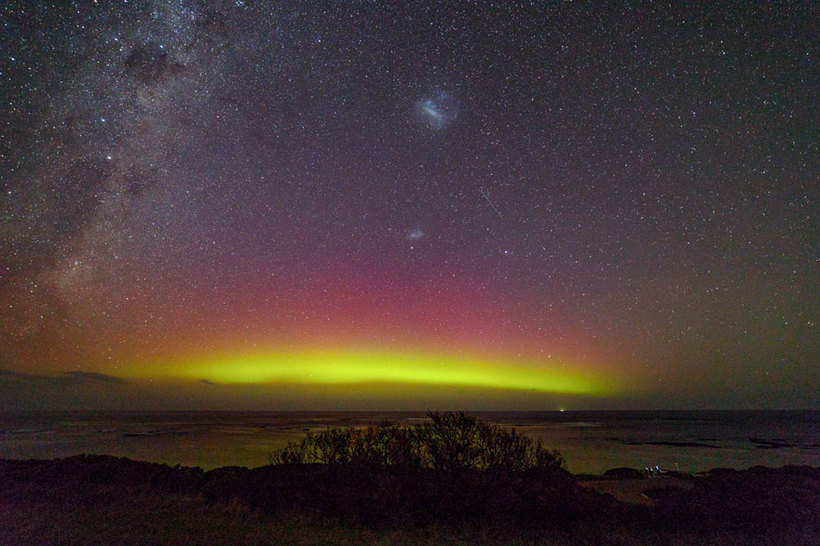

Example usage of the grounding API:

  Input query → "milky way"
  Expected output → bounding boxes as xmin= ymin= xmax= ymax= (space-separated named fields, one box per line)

xmin=1 ymin=1 xmax=817 ymax=409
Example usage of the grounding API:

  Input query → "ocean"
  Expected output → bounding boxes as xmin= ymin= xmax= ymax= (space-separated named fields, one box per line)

xmin=1 ymin=410 xmax=817 ymax=474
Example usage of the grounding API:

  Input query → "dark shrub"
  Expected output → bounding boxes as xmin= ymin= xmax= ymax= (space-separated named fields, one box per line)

xmin=260 ymin=413 xmax=579 ymax=528
xmin=269 ymin=411 xmax=565 ymax=473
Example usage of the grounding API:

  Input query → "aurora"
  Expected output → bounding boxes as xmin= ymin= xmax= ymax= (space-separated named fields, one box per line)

xmin=141 ymin=349 xmax=609 ymax=395
xmin=2 ymin=1 xmax=815 ymax=411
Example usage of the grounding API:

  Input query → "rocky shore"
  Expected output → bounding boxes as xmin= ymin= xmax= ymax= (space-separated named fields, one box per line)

xmin=1 ymin=455 xmax=818 ymax=544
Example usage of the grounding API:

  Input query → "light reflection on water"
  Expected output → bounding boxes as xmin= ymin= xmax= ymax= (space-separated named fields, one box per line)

xmin=1 ymin=411 xmax=817 ymax=474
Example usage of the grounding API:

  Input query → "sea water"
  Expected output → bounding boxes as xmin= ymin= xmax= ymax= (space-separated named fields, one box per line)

xmin=1 ymin=410 xmax=817 ymax=474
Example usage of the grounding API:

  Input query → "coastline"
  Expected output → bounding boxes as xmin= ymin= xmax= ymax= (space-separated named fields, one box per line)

xmin=1 ymin=455 xmax=818 ymax=544
xmin=3 ymin=409 xmax=818 ymax=475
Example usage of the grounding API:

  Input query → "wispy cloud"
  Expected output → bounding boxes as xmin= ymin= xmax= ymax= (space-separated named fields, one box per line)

xmin=0 ymin=370 xmax=129 ymax=387
xmin=0 ymin=370 xmax=41 ymax=385
xmin=56 ymin=371 xmax=129 ymax=385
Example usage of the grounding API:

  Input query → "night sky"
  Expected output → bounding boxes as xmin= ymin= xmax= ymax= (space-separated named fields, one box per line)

xmin=1 ymin=1 xmax=817 ymax=410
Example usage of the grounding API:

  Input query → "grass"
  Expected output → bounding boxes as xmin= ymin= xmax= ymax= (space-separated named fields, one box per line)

xmin=6 ymin=487 xmax=815 ymax=545
xmin=0 ymin=485 xmax=576 ymax=545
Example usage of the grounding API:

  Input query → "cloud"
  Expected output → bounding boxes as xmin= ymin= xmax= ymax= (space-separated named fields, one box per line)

xmin=0 ymin=369 xmax=129 ymax=387
xmin=56 ymin=371 xmax=130 ymax=385
xmin=0 ymin=370 xmax=42 ymax=385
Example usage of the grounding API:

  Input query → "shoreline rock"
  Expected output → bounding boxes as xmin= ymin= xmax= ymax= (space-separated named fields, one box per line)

xmin=1 ymin=455 xmax=818 ymax=538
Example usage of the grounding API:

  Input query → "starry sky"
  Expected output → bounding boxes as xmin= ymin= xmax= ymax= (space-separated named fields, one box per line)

xmin=1 ymin=1 xmax=817 ymax=410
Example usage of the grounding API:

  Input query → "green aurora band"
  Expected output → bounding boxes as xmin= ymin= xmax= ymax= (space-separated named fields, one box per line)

xmin=155 ymin=350 xmax=610 ymax=395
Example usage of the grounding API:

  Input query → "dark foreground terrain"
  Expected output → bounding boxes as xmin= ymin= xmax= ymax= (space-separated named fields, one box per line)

xmin=1 ymin=455 xmax=818 ymax=545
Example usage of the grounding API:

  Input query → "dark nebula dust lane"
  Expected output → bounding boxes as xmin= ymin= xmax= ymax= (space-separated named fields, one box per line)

xmin=1 ymin=1 xmax=817 ymax=409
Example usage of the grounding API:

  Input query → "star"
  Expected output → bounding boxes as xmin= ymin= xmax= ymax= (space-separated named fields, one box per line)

xmin=0 ymin=1 xmax=814 ymax=410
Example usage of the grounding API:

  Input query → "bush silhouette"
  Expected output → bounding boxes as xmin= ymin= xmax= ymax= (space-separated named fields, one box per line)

xmin=270 ymin=411 xmax=564 ymax=473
